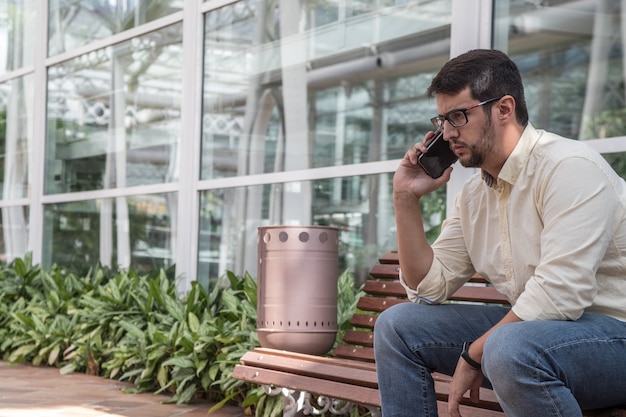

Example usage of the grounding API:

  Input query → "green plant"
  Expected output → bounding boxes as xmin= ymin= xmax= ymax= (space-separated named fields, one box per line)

xmin=0 ymin=256 xmax=365 ymax=416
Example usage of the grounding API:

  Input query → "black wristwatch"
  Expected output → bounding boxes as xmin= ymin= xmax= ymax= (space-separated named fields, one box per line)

xmin=461 ymin=341 xmax=482 ymax=370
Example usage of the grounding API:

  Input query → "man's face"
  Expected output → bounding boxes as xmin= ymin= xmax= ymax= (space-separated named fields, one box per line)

xmin=436 ymin=89 xmax=496 ymax=169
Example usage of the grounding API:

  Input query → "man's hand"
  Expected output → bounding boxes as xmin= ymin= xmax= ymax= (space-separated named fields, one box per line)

xmin=447 ymin=358 xmax=484 ymax=417
xmin=393 ymin=132 xmax=452 ymax=199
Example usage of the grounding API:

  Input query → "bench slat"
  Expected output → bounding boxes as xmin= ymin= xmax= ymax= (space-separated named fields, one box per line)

xmin=448 ymin=286 xmax=509 ymax=304
xmin=332 ymin=345 xmax=375 ymax=362
xmin=251 ymin=347 xmax=377 ymax=372
xmin=364 ymin=279 xmax=507 ymax=304
xmin=239 ymin=349 xmax=378 ymax=388
xmin=356 ymin=296 xmax=407 ymax=312
xmin=342 ymin=330 xmax=374 ymax=347
xmin=378 ymin=252 xmax=398 ymax=264
xmin=349 ymin=313 xmax=378 ymax=329
xmin=363 ymin=280 xmax=406 ymax=297
xmin=368 ymin=263 xmax=401 ymax=280
xmin=233 ymin=364 xmax=382 ymax=407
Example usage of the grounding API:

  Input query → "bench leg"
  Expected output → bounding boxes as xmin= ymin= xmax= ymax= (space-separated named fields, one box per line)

xmin=262 ymin=385 xmax=298 ymax=417
xmin=298 ymin=391 xmax=355 ymax=415
xmin=261 ymin=384 xmax=381 ymax=416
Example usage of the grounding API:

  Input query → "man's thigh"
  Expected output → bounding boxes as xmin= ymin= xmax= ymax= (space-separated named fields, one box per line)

xmin=376 ymin=303 xmax=509 ymax=376
xmin=484 ymin=313 xmax=626 ymax=409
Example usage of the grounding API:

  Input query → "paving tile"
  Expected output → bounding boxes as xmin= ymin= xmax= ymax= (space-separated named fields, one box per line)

xmin=0 ymin=361 xmax=246 ymax=417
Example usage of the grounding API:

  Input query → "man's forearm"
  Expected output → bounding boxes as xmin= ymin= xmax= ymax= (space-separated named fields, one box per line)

xmin=394 ymin=191 xmax=435 ymax=290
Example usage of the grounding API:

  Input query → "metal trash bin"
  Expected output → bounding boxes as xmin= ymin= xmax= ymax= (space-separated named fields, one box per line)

xmin=257 ymin=225 xmax=338 ymax=355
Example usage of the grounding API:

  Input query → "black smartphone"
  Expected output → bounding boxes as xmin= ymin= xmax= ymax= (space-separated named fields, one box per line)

xmin=417 ymin=130 xmax=458 ymax=178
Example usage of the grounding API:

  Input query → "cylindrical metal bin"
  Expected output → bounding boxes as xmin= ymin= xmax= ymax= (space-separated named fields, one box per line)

xmin=257 ymin=225 xmax=338 ymax=355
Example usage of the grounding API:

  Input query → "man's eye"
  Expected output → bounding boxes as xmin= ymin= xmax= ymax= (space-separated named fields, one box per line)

xmin=449 ymin=111 xmax=466 ymax=124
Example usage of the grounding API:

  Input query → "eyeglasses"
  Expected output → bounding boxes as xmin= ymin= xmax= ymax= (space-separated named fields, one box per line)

xmin=430 ymin=97 xmax=502 ymax=131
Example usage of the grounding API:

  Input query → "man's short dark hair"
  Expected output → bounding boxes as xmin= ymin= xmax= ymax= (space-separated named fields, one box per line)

xmin=427 ymin=49 xmax=529 ymax=127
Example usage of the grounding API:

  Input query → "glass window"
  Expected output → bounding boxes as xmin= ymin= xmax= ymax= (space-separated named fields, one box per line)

xmin=494 ymin=0 xmax=625 ymax=140
xmin=0 ymin=0 xmax=36 ymax=75
xmin=43 ymin=192 xmax=176 ymax=273
xmin=0 ymin=74 xmax=32 ymax=199
xmin=201 ymin=0 xmax=452 ymax=179
xmin=48 ymin=0 xmax=183 ymax=56
xmin=45 ymin=23 xmax=183 ymax=194
xmin=0 ymin=205 xmax=29 ymax=264
xmin=313 ymin=74 xmax=441 ymax=167
xmin=198 ymin=173 xmax=435 ymax=287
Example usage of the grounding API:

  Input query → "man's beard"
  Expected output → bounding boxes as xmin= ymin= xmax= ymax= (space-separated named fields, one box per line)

xmin=457 ymin=122 xmax=495 ymax=168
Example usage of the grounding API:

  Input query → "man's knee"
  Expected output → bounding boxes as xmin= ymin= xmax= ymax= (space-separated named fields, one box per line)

xmin=375 ymin=302 xmax=420 ymax=340
xmin=482 ymin=323 xmax=536 ymax=386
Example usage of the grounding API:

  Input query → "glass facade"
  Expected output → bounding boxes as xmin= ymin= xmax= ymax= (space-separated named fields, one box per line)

xmin=0 ymin=0 xmax=623 ymax=289
xmin=0 ymin=74 xmax=32 ymax=199
xmin=42 ymin=193 xmax=175 ymax=273
xmin=46 ymin=23 xmax=183 ymax=193
xmin=48 ymin=0 xmax=183 ymax=56
xmin=494 ymin=0 xmax=626 ymax=140
xmin=0 ymin=0 xmax=35 ymax=75
xmin=201 ymin=0 xmax=451 ymax=179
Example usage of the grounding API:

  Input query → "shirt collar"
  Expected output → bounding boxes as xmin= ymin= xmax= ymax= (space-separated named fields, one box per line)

xmin=482 ymin=123 xmax=540 ymax=187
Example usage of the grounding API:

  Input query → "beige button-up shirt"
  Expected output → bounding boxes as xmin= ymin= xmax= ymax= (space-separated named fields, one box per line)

xmin=402 ymin=124 xmax=626 ymax=322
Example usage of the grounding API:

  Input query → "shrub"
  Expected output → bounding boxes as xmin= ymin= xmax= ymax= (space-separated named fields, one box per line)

xmin=0 ymin=255 xmax=363 ymax=416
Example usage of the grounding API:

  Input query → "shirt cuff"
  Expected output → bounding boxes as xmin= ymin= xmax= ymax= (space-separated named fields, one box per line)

xmin=399 ymin=260 xmax=448 ymax=304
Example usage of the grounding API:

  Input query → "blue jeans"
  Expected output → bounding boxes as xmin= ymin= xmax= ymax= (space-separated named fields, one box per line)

xmin=373 ymin=302 xmax=626 ymax=416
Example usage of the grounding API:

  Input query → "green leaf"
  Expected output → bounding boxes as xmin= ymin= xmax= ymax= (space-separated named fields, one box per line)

xmin=48 ymin=345 xmax=61 ymax=366
xmin=207 ymin=362 xmax=220 ymax=383
xmin=118 ymin=320 xmax=146 ymax=340
xmin=13 ymin=257 xmax=27 ymax=278
xmin=176 ymin=383 xmax=197 ymax=404
xmin=188 ymin=312 xmax=200 ymax=333
xmin=194 ymin=358 xmax=208 ymax=375
xmin=8 ymin=344 xmax=36 ymax=362
xmin=59 ymin=363 xmax=77 ymax=375
xmin=157 ymin=365 xmax=169 ymax=388
xmin=207 ymin=391 xmax=238 ymax=414
xmin=162 ymin=356 xmax=194 ymax=368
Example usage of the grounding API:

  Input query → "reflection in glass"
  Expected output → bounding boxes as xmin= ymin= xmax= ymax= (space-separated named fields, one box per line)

xmin=201 ymin=0 xmax=451 ymax=180
xmin=0 ymin=205 xmax=29 ymax=264
xmin=313 ymin=74 xmax=441 ymax=167
xmin=48 ymin=0 xmax=183 ymax=56
xmin=0 ymin=75 xmax=32 ymax=199
xmin=603 ymin=152 xmax=626 ymax=180
xmin=46 ymin=23 xmax=183 ymax=194
xmin=43 ymin=193 xmax=176 ymax=274
xmin=197 ymin=174 xmax=407 ymax=288
xmin=0 ymin=75 xmax=32 ymax=264
xmin=0 ymin=0 xmax=35 ymax=75
xmin=494 ymin=0 xmax=625 ymax=140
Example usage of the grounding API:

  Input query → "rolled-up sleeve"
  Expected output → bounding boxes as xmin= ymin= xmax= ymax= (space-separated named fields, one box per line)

xmin=399 ymin=258 xmax=447 ymax=304
xmin=399 ymin=196 xmax=478 ymax=304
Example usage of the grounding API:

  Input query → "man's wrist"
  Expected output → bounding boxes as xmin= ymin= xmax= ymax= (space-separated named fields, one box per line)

xmin=461 ymin=341 xmax=481 ymax=370
xmin=393 ymin=191 xmax=421 ymax=207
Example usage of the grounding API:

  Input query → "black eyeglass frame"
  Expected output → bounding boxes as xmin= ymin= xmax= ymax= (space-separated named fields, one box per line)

xmin=430 ymin=96 xmax=503 ymax=131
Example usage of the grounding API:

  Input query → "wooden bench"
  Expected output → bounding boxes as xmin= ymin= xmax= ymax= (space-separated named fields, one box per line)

xmin=233 ymin=251 xmax=626 ymax=417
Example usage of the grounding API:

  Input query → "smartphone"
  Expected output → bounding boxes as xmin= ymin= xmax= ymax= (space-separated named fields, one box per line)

xmin=417 ymin=130 xmax=458 ymax=178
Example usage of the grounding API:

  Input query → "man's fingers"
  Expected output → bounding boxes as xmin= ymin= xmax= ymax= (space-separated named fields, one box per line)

xmin=448 ymin=398 xmax=461 ymax=417
xmin=470 ymin=387 xmax=480 ymax=403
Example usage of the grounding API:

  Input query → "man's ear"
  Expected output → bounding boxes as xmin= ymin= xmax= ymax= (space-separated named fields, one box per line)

xmin=496 ymin=95 xmax=516 ymax=122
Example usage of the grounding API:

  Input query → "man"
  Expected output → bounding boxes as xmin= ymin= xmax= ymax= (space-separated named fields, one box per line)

xmin=374 ymin=49 xmax=626 ymax=417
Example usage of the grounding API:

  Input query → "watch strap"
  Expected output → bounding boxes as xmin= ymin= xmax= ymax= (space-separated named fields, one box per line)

xmin=461 ymin=341 xmax=481 ymax=370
